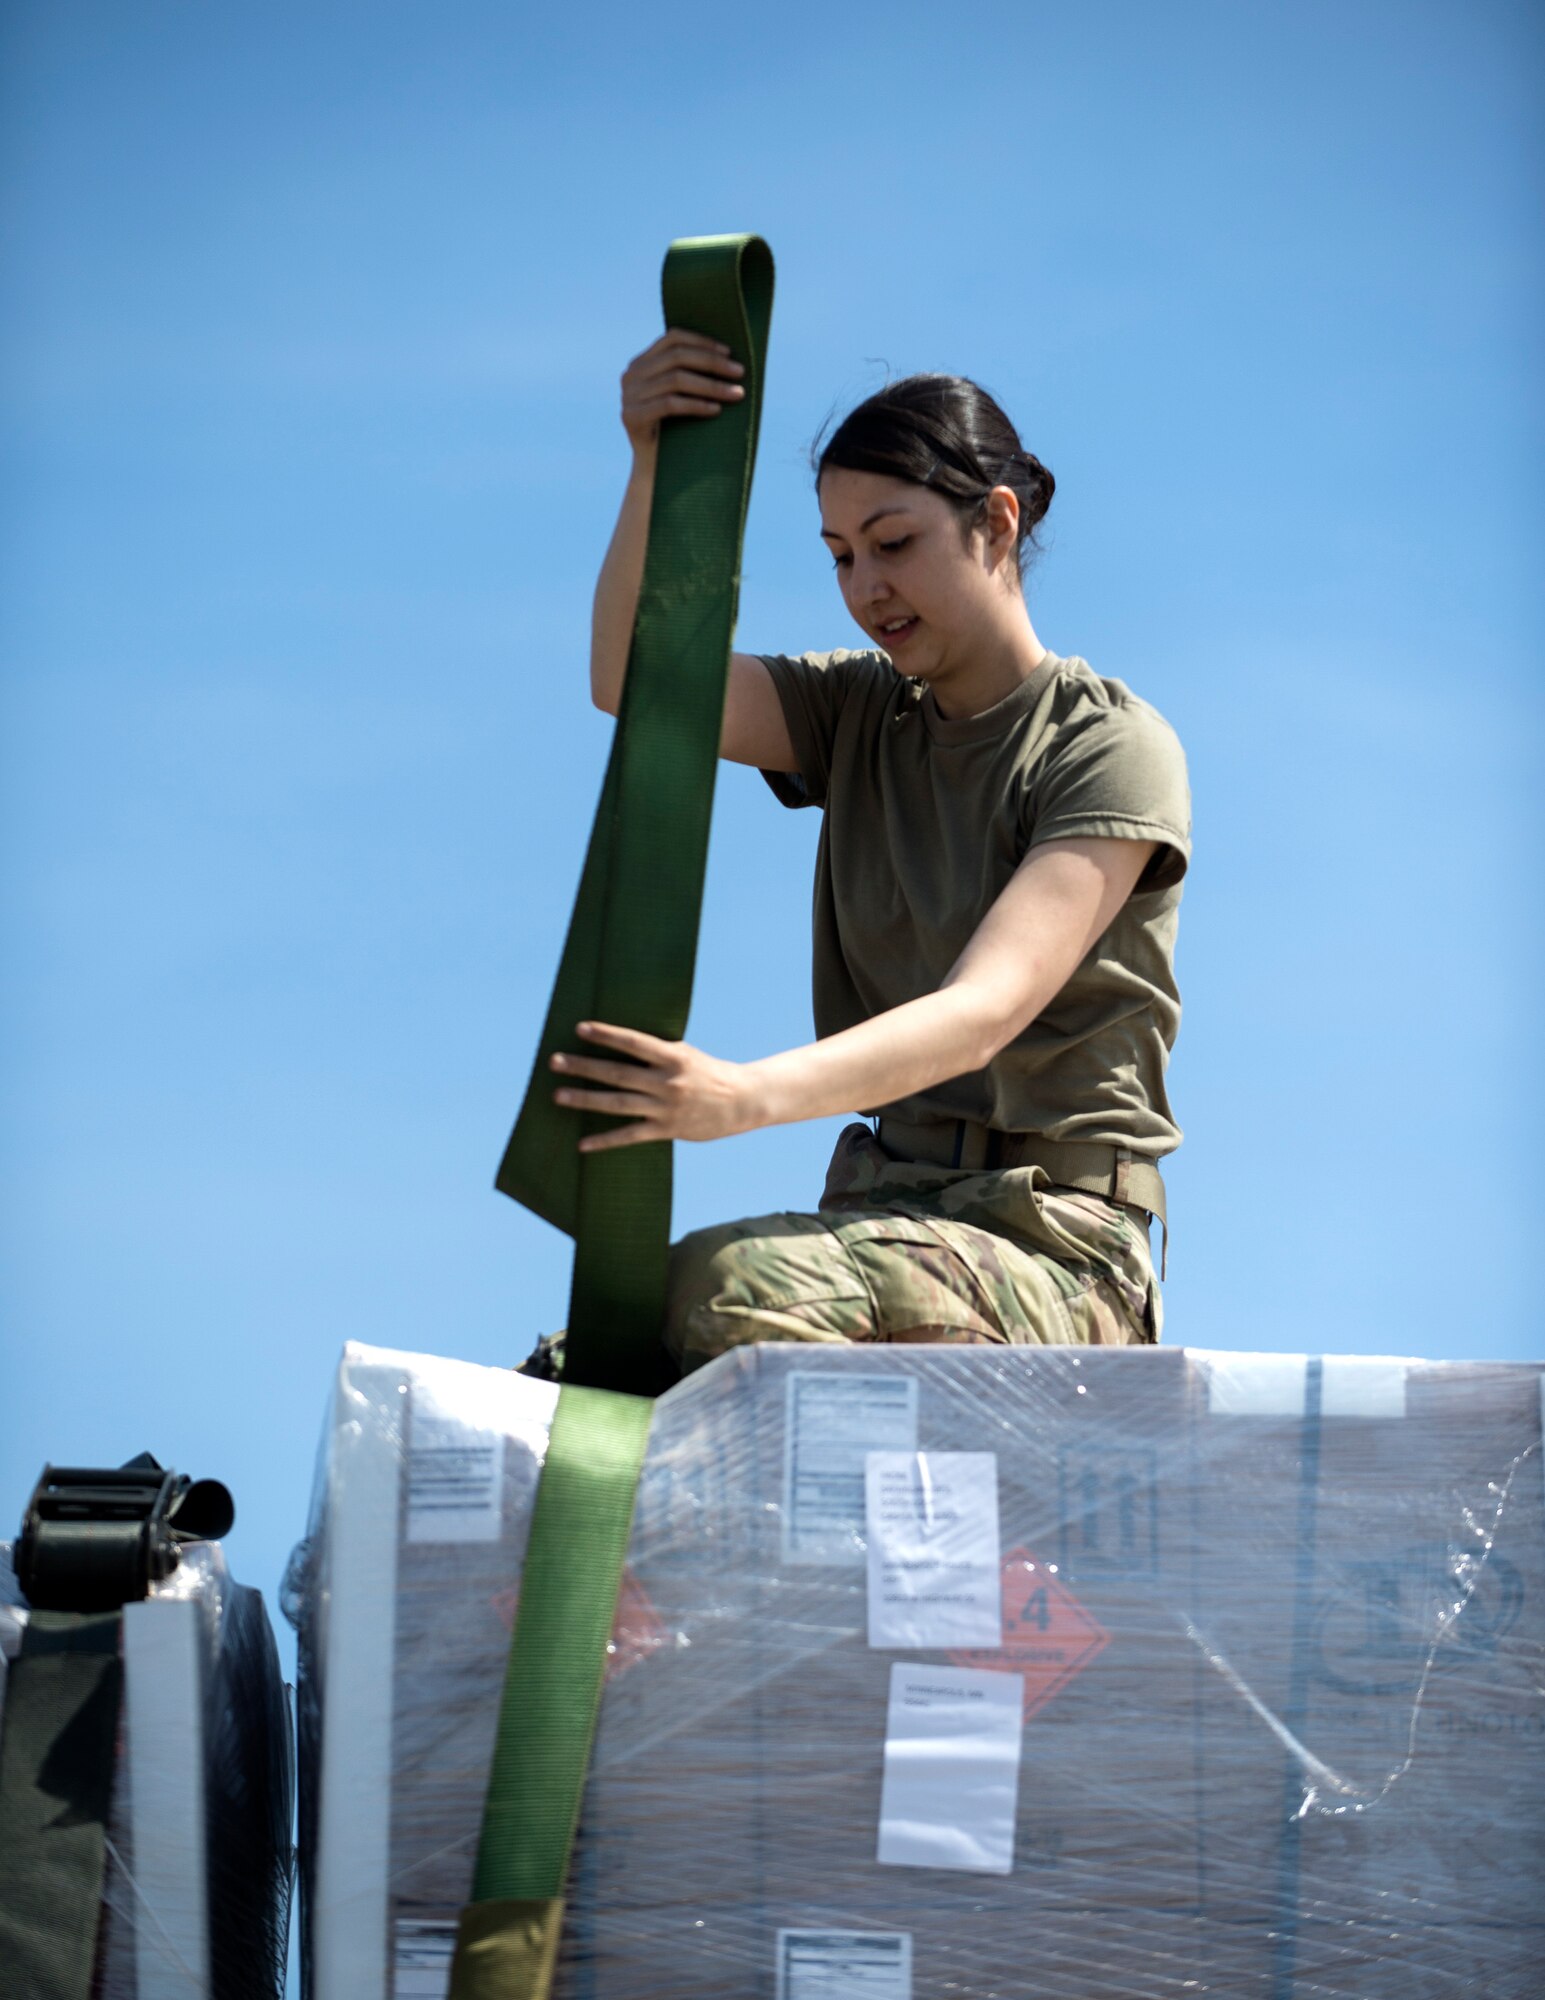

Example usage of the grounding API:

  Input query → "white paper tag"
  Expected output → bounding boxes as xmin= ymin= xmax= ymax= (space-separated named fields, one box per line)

xmin=393 ymin=1918 xmax=457 ymax=1999
xmin=783 ymin=1372 xmax=919 ymax=1565
xmin=776 ymin=1927 xmax=913 ymax=1999
xmin=406 ymin=1387 xmax=504 ymax=1544
xmin=877 ymin=1662 xmax=1023 ymax=1875
xmin=865 ymin=1451 xmax=1000 ymax=1649
xmin=1320 ymin=1356 xmax=1408 ymax=1417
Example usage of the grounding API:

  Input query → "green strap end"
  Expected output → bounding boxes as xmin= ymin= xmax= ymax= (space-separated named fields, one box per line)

xmin=448 ymin=1897 xmax=564 ymax=2000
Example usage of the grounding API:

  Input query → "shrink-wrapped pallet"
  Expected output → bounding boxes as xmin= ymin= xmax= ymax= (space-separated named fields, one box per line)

xmin=0 ymin=1536 xmax=293 ymax=1999
xmin=292 ymin=1342 xmax=1545 ymax=1998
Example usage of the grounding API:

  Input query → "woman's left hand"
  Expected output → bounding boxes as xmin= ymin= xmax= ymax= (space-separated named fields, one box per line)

xmin=551 ymin=1022 xmax=759 ymax=1152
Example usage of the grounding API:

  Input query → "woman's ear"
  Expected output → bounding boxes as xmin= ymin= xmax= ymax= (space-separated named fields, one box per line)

xmin=982 ymin=484 xmax=1021 ymax=570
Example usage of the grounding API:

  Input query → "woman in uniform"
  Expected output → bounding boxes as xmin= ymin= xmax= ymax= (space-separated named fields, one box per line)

xmin=544 ymin=329 xmax=1190 ymax=1372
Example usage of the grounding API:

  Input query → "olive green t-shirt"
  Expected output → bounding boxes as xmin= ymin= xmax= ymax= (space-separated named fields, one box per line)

xmin=759 ymin=648 xmax=1192 ymax=1159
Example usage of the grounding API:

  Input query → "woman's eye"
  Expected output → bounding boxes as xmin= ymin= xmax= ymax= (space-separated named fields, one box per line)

xmin=878 ymin=537 xmax=910 ymax=555
xmin=830 ymin=552 xmax=852 ymax=569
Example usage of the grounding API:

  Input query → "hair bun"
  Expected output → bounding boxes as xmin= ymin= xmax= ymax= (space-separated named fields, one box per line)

xmin=817 ymin=374 xmax=1054 ymax=575
xmin=1013 ymin=450 xmax=1055 ymax=531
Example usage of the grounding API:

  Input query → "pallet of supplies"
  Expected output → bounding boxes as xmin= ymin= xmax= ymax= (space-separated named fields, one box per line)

xmin=292 ymin=1342 xmax=1544 ymax=1999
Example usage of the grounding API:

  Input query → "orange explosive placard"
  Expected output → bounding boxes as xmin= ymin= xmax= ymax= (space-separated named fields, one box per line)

xmin=949 ymin=1544 xmax=1110 ymax=1720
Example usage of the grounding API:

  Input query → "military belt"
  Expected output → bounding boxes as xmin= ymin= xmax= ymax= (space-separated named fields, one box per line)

xmin=875 ymin=1115 xmax=1168 ymax=1229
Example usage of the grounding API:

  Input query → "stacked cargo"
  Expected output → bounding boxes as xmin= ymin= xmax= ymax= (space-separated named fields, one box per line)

xmin=293 ymin=1341 xmax=1545 ymax=1999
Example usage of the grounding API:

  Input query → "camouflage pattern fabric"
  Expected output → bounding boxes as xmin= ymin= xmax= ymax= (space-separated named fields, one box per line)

xmin=663 ymin=1122 xmax=1160 ymax=1376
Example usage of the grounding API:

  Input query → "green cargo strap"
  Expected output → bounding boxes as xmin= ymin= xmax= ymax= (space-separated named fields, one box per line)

xmin=461 ymin=233 xmax=771 ymax=1998
xmin=495 ymin=232 xmax=774 ymax=1395
xmin=0 ymin=1611 xmax=123 ymax=2000
xmin=448 ymin=1386 xmax=653 ymax=2000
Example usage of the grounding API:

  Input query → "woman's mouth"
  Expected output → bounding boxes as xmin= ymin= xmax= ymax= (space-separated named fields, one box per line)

xmin=877 ymin=616 xmax=919 ymax=649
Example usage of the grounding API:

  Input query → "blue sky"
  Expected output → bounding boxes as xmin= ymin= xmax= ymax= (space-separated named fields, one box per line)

xmin=2 ymin=0 xmax=1541 ymax=1713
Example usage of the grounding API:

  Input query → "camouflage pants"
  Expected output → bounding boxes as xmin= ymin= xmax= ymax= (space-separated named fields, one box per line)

xmin=664 ymin=1122 xmax=1160 ymax=1377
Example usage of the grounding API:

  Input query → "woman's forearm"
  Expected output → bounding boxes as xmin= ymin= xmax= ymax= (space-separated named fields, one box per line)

xmin=552 ymin=839 xmax=1153 ymax=1155
xmin=554 ymin=985 xmax=1007 ymax=1155
xmin=743 ymin=984 xmax=1004 ymax=1131
xmin=592 ymin=331 xmax=746 ymax=714
xmin=738 ymin=837 xmax=1154 ymax=1132
xmin=590 ymin=445 xmax=656 ymax=714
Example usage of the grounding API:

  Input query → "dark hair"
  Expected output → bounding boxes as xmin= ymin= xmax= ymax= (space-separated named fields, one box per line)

xmin=815 ymin=374 xmax=1054 ymax=575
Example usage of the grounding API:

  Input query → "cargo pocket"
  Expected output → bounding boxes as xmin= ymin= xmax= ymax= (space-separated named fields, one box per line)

xmin=665 ymin=1211 xmax=874 ymax=1370
xmin=827 ymin=1210 xmax=1006 ymax=1343
xmin=1033 ymin=1190 xmax=1156 ymax=1345
xmin=827 ymin=1208 xmax=1098 ymax=1347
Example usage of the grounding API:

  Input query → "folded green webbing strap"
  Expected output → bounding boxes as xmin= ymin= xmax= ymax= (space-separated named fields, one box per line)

xmin=449 ymin=1386 xmax=653 ymax=1998
xmin=0 ymin=1611 xmax=122 ymax=2000
xmin=495 ymin=232 xmax=774 ymax=1395
xmin=457 ymin=235 xmax=773 ymax=2000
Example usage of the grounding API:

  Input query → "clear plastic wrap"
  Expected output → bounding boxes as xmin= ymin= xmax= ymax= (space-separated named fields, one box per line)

xmin=0 ymin=1533 xmax=293 ymax=1998
xmin=292 ymin=1342 xmax=1545 ymax=1998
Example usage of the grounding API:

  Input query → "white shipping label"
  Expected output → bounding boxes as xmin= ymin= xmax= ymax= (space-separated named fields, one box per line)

xmin=393 ymin=1918 xmax=457 ymax=1999
xmin=783 ymin=1372 xmax=919 ymax=1564
xmin=406 ymin=1385 xmax=505 ymax=1544
xmin=877 ymin=1662 xmax=1023 ymax=1875
xmin=777 ymin=1927 xmax=913 ymax=2000
xmin=865 ymin=1451 xmax=1001 ymax=1649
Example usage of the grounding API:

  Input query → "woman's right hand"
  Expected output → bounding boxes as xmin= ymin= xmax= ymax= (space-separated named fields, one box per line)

xmin=621 ymin=329 xmax=745 ymax=452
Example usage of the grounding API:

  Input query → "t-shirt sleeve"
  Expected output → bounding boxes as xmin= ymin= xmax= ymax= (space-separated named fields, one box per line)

xmin=756 ymin=649 xmax=887 ymax=809
xmin=1025 ymin=699 xmax=1192 ymax=892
